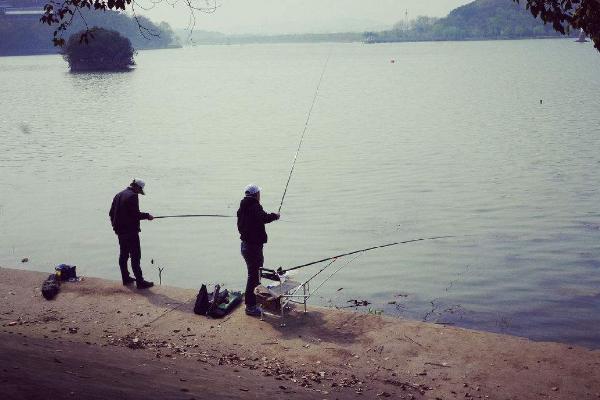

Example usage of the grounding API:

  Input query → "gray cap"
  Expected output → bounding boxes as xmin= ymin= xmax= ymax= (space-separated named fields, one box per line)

xmin=131 ymin=179 xmax=145 ymax=195
xmin=244 ymin=184 xmax=261 ymax=196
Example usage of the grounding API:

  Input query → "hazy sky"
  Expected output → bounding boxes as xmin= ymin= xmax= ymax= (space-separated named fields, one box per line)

xmin=137 ymin=0 xmax=474 ymax=33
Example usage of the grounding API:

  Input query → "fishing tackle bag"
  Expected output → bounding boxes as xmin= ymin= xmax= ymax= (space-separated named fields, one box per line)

xmin=208 ymin=289 xmax=242 ymax=318
xmin=55 ymin=264 xmax=77 ymax=281
xmin=41 ymin=274 xmax=61 ymax=300
xmin=193 ymin=284 xmax=242 ymax=318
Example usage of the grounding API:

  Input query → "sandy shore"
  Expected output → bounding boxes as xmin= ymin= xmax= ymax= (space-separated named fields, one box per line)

xmin=1 ymin=266 xmax=599 ymax=400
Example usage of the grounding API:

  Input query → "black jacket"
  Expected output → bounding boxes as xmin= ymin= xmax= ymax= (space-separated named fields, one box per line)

xmin=237 ymin=196 xmax=278 ymax=244
xmin=109 ymin=187 xmax=150 ymax=235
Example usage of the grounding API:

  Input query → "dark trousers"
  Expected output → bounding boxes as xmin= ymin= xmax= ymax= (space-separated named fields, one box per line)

xmin=118 ymin=232 xmax=143 ymax=282
xmin=241 ymin=242 xmax=264 ymax=307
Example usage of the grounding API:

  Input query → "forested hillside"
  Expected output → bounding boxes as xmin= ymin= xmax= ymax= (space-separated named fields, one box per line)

xmin=0 ymin=7 xmax=179 ymax=56
xmin=365 ymin=0 xmax=573 ymax=43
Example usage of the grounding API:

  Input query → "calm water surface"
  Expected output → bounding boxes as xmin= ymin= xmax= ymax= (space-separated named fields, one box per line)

xmin=1 ymin=39 xmax=600 ymax=347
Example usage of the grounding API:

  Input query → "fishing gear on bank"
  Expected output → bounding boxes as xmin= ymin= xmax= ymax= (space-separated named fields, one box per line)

xmin=103 ymin=176 xmax=453 ymax=322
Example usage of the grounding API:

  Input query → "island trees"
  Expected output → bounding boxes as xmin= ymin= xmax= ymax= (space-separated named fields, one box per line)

xmin=63 ymin=27 xmax=135 ymax=71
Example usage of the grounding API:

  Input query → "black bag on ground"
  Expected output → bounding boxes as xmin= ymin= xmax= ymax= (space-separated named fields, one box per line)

xmin=193 ymin=284 xmax=209 ymax=315
xmin=41 ymin=274 xmax=61 ymax=300
xmin=55 ymin=264 xmax=77 ymax=281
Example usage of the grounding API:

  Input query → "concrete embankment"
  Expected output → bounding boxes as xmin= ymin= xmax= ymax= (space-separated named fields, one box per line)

xmin=1 ymin=266 xmax=599 ymax=400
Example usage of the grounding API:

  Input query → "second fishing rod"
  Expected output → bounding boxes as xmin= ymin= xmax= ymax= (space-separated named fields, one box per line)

xmin=153 ymin=214 xmax=233 ymax=219
xmin=277 ymin=49 xmax=332 ymax=214
xmin=261 ymin=235 xmax=455 ymax=278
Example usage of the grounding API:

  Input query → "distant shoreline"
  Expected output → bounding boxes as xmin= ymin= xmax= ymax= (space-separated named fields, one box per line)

xmin=183 ymin=34 xmax=577 ymax=46
xmin=363 ymin=34 xmax=574 ymax=44
xmin=0 ymin=43 xmax=182 ymax=58
xmin=0 ymin=36 xmax=586 ymax=58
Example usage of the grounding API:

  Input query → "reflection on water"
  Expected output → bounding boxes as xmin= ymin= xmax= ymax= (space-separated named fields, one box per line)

xmin=1 ymin=40 xmax=600 ymax=347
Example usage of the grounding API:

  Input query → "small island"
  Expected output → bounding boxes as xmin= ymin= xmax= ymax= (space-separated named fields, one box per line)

xmin=63 ymin=28 xmax=135 ymax=72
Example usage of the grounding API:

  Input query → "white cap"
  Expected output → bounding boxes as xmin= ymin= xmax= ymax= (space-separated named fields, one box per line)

xmin=131 ymin=179 xmax=146 ymax=195
xmin=244 ymin=184 xmax=261 ymax=196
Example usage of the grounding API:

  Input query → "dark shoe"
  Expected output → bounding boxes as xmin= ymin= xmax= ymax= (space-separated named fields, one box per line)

xmin=136 ymin=280 xmax=154 ymax=289
xmin=245 ymin=305 xmax=262 ymax=317
xmin=122 ymin=276 xmax=136 ymax=286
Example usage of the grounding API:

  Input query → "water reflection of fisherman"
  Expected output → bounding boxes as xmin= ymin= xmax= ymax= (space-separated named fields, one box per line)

xmin=237 ymin=184 xmax=280 ymax=317
xmin=109 ymin=179 xmax=155 ymax=289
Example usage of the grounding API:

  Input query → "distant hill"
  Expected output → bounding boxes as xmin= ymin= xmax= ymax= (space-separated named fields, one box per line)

xmin=365 ymin=0 xmax=573 ymax=43
xmin=0 ymin=6 xmax=180 ymax=57
xmin=180 ymin=0 xmax=575 ymax=46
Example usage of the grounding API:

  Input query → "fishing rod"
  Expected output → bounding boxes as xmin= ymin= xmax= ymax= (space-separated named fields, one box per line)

xmin=154 ymin=214 xmax=234 ymax=219
xmin=278 ymin=49 xmax=332 ymax=214
xmin=264 ymin=235 xmax=454 ymax=275
xmin=153 ymin=214 xmax=295 ymax=223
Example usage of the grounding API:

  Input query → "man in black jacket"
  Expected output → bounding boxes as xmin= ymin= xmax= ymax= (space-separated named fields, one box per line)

xmin=109 ymin=179 xmax=154 ymax=289
xmin=237 ymin=184 xmax=280 ymax=316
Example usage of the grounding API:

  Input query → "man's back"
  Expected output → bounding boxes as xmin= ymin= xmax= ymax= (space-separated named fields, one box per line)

xmin=238 ymin=196 xmax=267 ymax=244
xmin=109 ymin=187 xmax=141 ymax=235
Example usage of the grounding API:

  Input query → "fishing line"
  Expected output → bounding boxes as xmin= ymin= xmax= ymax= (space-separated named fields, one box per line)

xmin=154 ymin=214 xmax=234 ymax=219
xmin=278 ymin=253 xmax=363 ymax=299
xmin=276 ymin=235 xmax=455 ymax=274
xmin=155 ymin=214 xmax=296 ymax=222
xmin=308 ymin=252 xmax=364 ymax=297
xmin=278 ymin=49 xmax=332 ymax=214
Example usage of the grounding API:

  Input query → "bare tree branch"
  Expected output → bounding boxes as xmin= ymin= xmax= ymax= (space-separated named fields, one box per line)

xmin=41 ymin=0 xmax=218 ymax=46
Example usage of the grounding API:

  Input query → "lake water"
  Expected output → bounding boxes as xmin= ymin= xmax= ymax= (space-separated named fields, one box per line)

xmin=1 ymin=39 xmax=600 ymax=347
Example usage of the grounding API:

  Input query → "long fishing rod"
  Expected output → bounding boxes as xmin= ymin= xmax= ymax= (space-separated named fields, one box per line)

xmin=268 ymin=235 xmax=454 ymax=275
xmin=154 ymin=214 xmax=234 ymax=219
xmin=278 ymin=50 xmax=332 ymax=214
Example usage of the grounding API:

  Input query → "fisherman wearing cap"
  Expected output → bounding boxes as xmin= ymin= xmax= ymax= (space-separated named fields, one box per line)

xmin=237 ymin=184 xmax=280 ymax=316
xmin=109 ymin=179 xmax=155 ymax=289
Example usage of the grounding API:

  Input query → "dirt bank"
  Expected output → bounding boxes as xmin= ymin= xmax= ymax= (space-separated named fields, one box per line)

xmin=1 ymin=267 xmax=599 ymax=400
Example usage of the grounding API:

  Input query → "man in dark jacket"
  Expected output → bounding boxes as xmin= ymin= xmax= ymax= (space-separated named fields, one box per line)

xmin=237 ymin=184 xmax=280 ymax=316
xmin=109 ymin=179 xmax=154 ymax=289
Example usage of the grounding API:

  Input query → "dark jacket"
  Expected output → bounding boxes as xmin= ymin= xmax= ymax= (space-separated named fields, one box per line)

xmin=237 ymin=196 xmax=278 ymax=244
xmin=109 ymin=187 xmax=150 ymax=235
